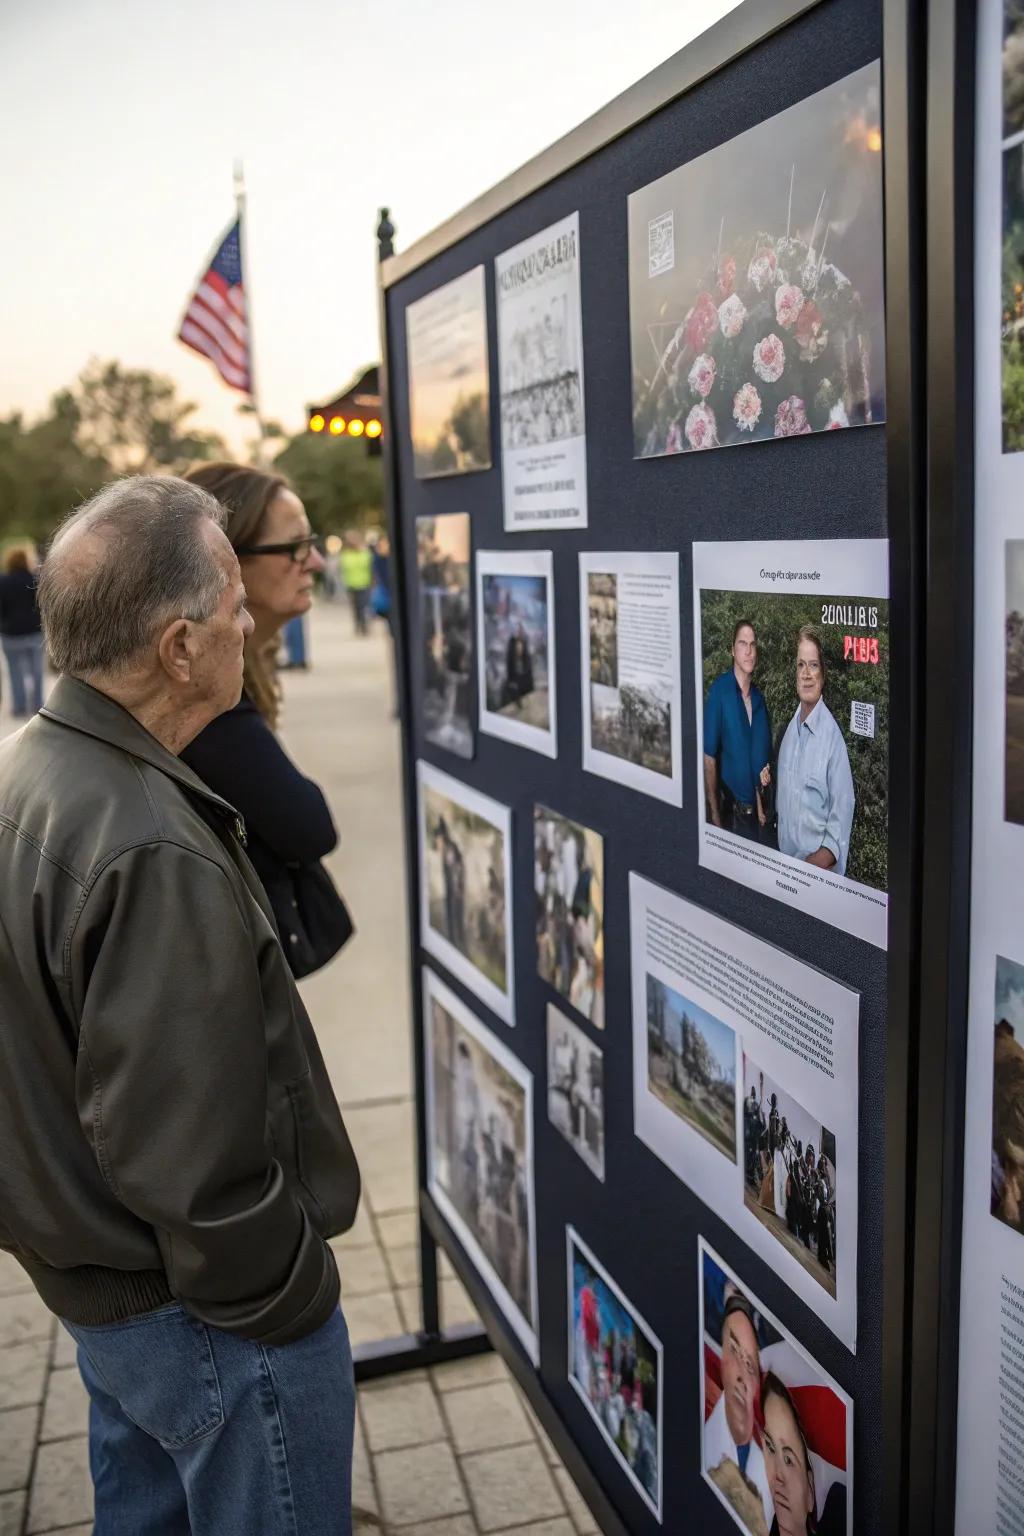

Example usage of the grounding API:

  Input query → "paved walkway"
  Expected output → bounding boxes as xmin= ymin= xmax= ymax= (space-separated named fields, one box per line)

xmin=0 ymin=605 xmax=596 ymax=1536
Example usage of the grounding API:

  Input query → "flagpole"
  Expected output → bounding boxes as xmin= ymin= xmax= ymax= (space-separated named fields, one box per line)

xmin=234 ymin=160 xmax=269 ymax=463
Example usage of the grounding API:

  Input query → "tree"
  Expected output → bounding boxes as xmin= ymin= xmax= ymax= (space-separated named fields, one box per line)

xmin=274 ymin=431 xmax=384 ymax=533
xmin=0 ymin=396 xmax=110 ymax=542
xmin=69 ymin=359 xmax=226 ymax=473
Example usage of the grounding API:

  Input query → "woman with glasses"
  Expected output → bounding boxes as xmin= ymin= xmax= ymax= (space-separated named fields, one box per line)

xmin=180 ymin=462 xmax=353 ymax=977
xmin=775 ymin=626 xmax=855 ymax=877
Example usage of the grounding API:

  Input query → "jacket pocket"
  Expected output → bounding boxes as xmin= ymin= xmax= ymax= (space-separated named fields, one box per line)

xmin=280 ymin=1072 xmax=360 ymax=1237
xmin=65 ymin=1303 xmax=224 ymax=1449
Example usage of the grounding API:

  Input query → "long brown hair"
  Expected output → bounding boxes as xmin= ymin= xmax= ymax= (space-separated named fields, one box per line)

xmin=182 ymin=462 xmax=289 ymax=728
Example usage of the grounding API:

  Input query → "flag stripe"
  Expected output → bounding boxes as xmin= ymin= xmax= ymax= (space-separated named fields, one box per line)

xmin=186 ymin=297 xmax=248 ymax=367
xmin=177 ymin=217 xmax=251 ymax=394
xmin=195 ymin=281 xmax=248 ymax=341
xmin=179 ymin=322 xmax=250 ymax=389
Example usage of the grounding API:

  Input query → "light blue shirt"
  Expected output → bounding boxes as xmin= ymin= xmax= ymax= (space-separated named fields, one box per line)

xmin=776 ymin=697 xmax=855 ymax=875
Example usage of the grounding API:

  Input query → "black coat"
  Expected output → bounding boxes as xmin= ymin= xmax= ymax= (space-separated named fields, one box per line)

xmin=182 ymin=695 xmax=348 ymax=973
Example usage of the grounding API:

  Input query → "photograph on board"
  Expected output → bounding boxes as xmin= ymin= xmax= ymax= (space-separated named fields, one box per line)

xmin=417 ymin=761 xmax=513 ymax=1024
xmin=535 ymin=805 xmax=604 ymax=1027
xmin=478 ymin=549 xmax=557 ymax=757
xmin=743 ymin=1057 xmax=837 ymax=1299
xmin=646 ymin=973 xmax=737 ymax=1162
xmin=628 ymin=62 xmax=885 ymax=457
xmin=406 ymin=266 xmax=491 ymax=478
xmin=496 ymin=211 xmax=588 ymax=529
xmin=568 ymin=1226 xmax=662 ymax=1518
xmin=417 ymin=513 xmax=473 ymax=758
xmin=694 ymin=540 xmax=889 ymax=949
xmin=548 ymin=1005 xmax=605 ymax=1180
xmin=580 ymin=552 xmax=683 ymax=806
xmin=699 ymin=1240 xmax=852 ymax=1536
xmin=631 ymin=875 xmax=859 ymax=1349
xmin=991 ymin=953 xmax=1024 ymax=1235
xmin=1007 ymin=540 xmax=1024 ymax=822
xmin=425 ymin=968 xmax=537 ymax=1361
xmin=1002 ymin=3 xmax=1024 ymax=449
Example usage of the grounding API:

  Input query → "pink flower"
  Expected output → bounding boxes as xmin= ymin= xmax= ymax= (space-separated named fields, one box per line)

xmin=718 ymin=293 xmax=747 ymax=340
xmin=752 ymin=333 xmax=785 ymax=384
xmin=774 ymin=283 xmax=805 ymax=329
xmin=687 ymin=353 xmax=717 ymax=399
xmin=732 ymin=382 xmax=763 ymax=433
xmin=774 ymin=395 xmax=812 ymax=437
xmin=747 ymin=247 xmax=778 ymax=293
xmin=717 ymin=255 xmax=736 ymax=299
xmin=827 ymin=402 xmax=849 ymax=430
xmin=685 ymin=291 xmax=719 ymax=353
xmin=795 ymin=299 xmax=828 ymax=360
xmin=685 ymin=403 xmax=719 ymax=450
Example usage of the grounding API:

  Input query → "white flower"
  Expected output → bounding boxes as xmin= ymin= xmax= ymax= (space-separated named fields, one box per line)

xmin=718 ymin=293 xmax=747 ymax=340
xmin=827 ymin=401 xmax=850 ymax=430
xmin=774 ymin=283 xmax=805 ymax=329
xmin=752 ymin=333 xmax=785 ymax=384
xmin=687 ymin=353 xmax=717 ymax=399
xmin=732 ymin=383 xmax=763 ymax=433
xmin=684 ymin=403 xmax=719 ymax=451
xmin=747 ymin=249 xmax=778 ymax=293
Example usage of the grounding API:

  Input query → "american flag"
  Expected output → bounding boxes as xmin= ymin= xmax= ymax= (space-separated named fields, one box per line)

xmin=177 ymin=219 xmax=251 ymax=393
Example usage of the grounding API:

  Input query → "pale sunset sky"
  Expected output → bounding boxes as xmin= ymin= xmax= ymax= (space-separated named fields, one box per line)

xmin=2 ymin=0 xmax=741 ymax=453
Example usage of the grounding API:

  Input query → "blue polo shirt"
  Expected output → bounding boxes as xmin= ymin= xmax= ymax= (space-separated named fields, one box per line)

xmin=703 ymin=670 xmax=772 ymax=806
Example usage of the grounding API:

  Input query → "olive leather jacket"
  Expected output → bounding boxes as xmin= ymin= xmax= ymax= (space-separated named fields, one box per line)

xmin=0 ymin=677 xmax=360 ymax=1345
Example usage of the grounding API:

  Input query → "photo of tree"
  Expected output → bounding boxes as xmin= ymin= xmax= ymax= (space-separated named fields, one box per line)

xmin=646 ymin=974 xmax=736 ymax=1161
xmin=588 ymin=574 xmax=671 ymax=777
xmin=406 ymin=267 xmax=492 ymax=478
xmin=1007 ymin=541 xmax=1024 ymax=823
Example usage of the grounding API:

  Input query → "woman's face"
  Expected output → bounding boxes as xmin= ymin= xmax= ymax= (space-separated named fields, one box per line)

xmin=795 ymin=636 xmax=824 ymax=711
xmin=238 ymin=488 xmax=324 ymax=631
xmin=763 ymin=1393 xmax=815 ymax=1536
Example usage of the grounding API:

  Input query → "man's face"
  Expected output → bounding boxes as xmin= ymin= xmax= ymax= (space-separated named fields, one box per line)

xmin=732 ymin=625 xmax=757 ymax=678
xmin=188 ymin=524 xmax=253 ymax=717
xmin=721 ymin=1309 xmax=760 ymax=1447
xmin=796 ymin=636 xmax=824 ymax=710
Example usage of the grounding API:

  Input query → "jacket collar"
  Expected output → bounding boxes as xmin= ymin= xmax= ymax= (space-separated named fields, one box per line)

xmin=40 ymin=676 xmax=241 ymax=823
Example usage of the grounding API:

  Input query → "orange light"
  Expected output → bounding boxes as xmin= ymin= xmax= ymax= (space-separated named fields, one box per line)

xmin=366 ymin=419 xmax=382 ymax=438
xmin=329 ymin=417 xmax=345 ymax=435
xmin=866 ymin=127 xmax=882 ymax=153
xmin=347 ymin=419 xmax=365 ymax=437
xmin=309 ymin=414 xmax=325 ymax=433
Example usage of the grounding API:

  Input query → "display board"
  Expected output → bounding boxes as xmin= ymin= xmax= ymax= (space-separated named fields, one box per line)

xmin=378 ymin=2 xmax=923 ymax=1530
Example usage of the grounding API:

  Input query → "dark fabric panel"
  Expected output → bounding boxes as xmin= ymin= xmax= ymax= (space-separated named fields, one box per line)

xmin=387 ymin=1 xmax=885 ymax=1529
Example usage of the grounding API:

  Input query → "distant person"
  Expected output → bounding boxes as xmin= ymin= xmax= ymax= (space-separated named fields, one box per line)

xmin=705 ymin=1291 xmax=773 ymax=1532
xmin=776 ymin=626 xmax=855 ymax=875
xmin=340 ymin=531 xmax=372 ymax=636
xmin=0 ymin=543 xmax=44 ymax=716
xmin=371 ymin=533 xmax=392 ymax=628
xmin=703 ymin=619 xmax=773 ymax=841
xmin=0 ymin=476 xmax=360 ymax=1536
xmin=182 ymin=463 xmax=353 ymax=978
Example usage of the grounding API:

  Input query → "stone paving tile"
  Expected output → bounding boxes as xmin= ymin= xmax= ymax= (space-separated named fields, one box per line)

xmin=359 ymin=1368 xmax=428 ymax=1395
xmin=0 ymin=1254 xmax=32 ymax=1298
xmin=553 ymin=1468 xmax=599 ymax=1536
xmin=0 ymin=1339 xmax=49 ymax=1411
xmin=52 ymin=1327 xmax=77 ymax=1371
xmin=40 ymin=1366 xmax=90 ymax=1442
xmin=395 ymin=1284 xmax=421 ymax=1334
xmin=397 ymin=1518 xmax=477 ymax=1536
xmin=432 ymin=1352 xmax=509 ymax=1392
xmin=442 ymin=1380 xmax=534 ymax=1456
xmin=352 ymin=1412 xmax=378 ymax=1519
xmin=376 ymin=1211 xmax=418 ymax=1251
xmin=345 ymin=1290 xmax=406 ymax=1348
xmin=385 ymin=1245 xmax=421 ymax=1288
xmin=441 ymin=1276 xmax=479 ymax=1329
xmin=374 ymin=1440 xmax=468 ymax=1527
xmin=461 ymin=1443 xmax=564 ymax=1533
xmin=332 ymin=1197 xmax=378 ymax=1250
xmin=0 ymin=1406 xmax=37 ymax=1494
xmin=492 ymin=1523 xmax=574 ymax=1536
xmin=336 ymin=1243 xmax=392 ymax=1299
xmin=360 ymin=1379 xmax=446 ymax=1453
xmin=513 ymin=1389 xmax=563 ymax=1469
xmin=0 ymin=1492 xmax=26 ymax=1536
xmin=0 ymin=1291 xmax=53 ymax=1348
xmin=26 ymin=1434 xmax=91 ymax=1532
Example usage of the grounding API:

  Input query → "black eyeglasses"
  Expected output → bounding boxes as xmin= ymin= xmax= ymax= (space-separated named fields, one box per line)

xmin=235 ymin=535 xmax=322 ymax=564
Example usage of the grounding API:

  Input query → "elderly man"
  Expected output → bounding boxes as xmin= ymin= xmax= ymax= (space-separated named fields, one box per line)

xmin=0 ymin=477 xmax=361 ymax=1535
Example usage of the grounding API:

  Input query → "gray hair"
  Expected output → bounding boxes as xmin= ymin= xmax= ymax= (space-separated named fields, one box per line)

xmin=38 ymin=476 xmax=229 ymax=677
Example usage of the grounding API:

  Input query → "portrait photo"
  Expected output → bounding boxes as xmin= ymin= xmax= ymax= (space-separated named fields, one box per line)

xmin=628 ymin=62 xmax=885 ymax=458
xmin=646 ymin=973 xmax=736 ymax=1162
xmin=417 ymin=761 xmax=514 ymax=1023
xmin=699 ymin=1240 xmax=852 ymax=1536
xmin=417 ymin=513 xmax=473 ymax=758
xmin=535 ymin=805 xmax=604 ymax=1027
xmin=568 ymin=1227 xmax=662 ymax=1518
xmin=425 ymin=969 xmax=537 ymax=1361
xmin=478 ymin=549 xmax=557 ymax=757
xmin=547 ymin=1006 xmax=604 ymax=1181
xmin=406 ymin=266 xmax=491 ymax=478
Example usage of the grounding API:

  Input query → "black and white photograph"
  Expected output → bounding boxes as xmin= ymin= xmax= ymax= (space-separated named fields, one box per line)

xmin=743 ymin=1057 xmax=837 ymax=1299
xmin=580 ymin=551 xmax=682 ymax=806
xmin=699 ymin=1240 xmax=852 ymax=1536
xmin=569 ymin=1226 xmax=663 ymax=1519
xmin=425 ymin=968 xmax=537 ymax=1362
xmin=417 ymin=761 xmax=514 ymax=1024
xmin=548 ymin=1005 xmax=604 ymax=1180
xmin=417 ymin=513 xmax=473 ymax=758
xmin=628 ymin=63 xmax=885 ymax=457
xmin=535 ymin=805 xmax=604 ymax=1027
xmin=694 ymin=539 xmax=890 ymax=950
xmin=406 ymin=266 xmax=492 ymax=478
xmin=496 ymin=211 xmax=588 ymax=529
xmin=478 ymin=549 xmax=557 ymax=757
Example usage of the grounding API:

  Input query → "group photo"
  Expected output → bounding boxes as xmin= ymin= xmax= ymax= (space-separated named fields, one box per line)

xmin=743 ymin=1059 xmax=837 ymax=1298
xmin=534 ymin=805 xmax=605 ymax=1027
xmin=646 ymin=973 xmax=737 ymax=1162
xmin=700 ymin=1242 xmax=851 ymax=1536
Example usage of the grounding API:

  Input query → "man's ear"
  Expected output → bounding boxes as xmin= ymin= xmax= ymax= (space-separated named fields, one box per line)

xmin=157 ymin=618 xmax=192 ymax=684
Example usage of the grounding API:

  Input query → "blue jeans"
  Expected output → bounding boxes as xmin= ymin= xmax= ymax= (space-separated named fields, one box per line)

xmin=2 ymin=632 xmax=44 ymax=715
xmin=63 ymin=1303 xmax=354 ymax=1535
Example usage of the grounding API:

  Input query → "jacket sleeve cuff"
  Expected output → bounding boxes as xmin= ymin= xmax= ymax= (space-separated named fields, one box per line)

xmin=180 ymin=1215 xmax=340 ymax=1347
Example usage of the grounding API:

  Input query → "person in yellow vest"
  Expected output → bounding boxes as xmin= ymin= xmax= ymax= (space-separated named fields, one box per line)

xmin=340 ymin=532 xmax=373 ymax=636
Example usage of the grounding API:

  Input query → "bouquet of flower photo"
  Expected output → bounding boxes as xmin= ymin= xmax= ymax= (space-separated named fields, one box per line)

xmin=634 ymin=193 xmax=877 ymax=456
